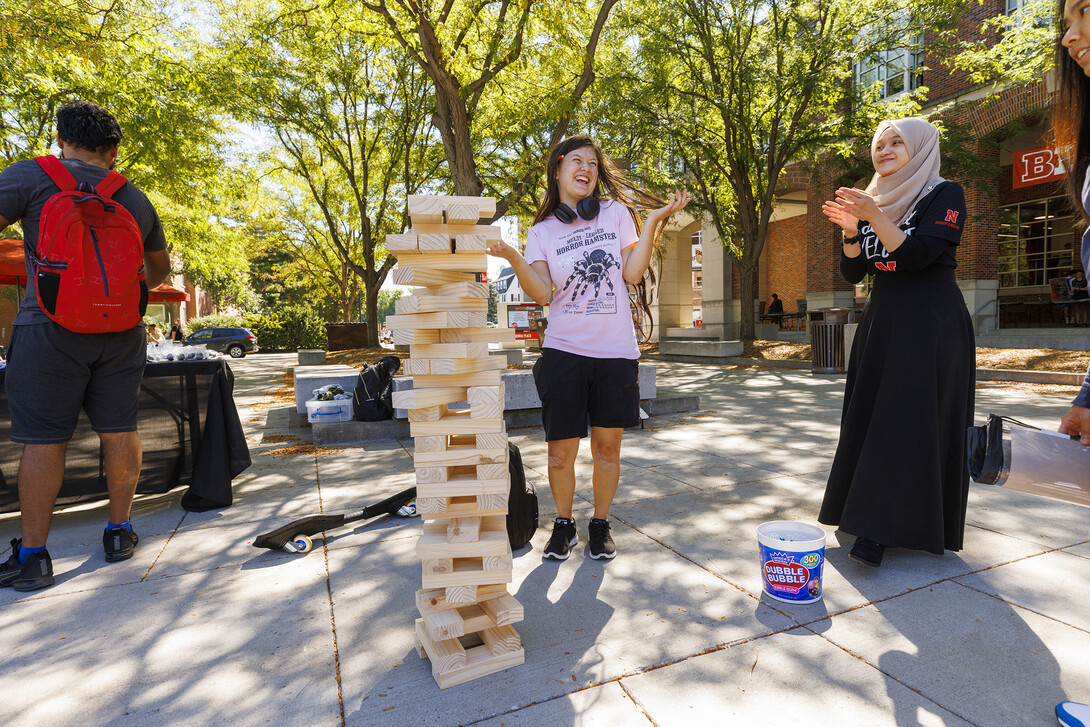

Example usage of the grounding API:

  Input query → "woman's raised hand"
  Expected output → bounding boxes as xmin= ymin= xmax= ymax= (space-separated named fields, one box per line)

xmin=821 ymin=199 xmax=859 ymax=235
xmin=833 ymin=187 xmax=884 ymax=225
xmin=652 ymin=189 xmax=691 ymax=220
xmin=486 ymin=240 xmax=518 ymax=261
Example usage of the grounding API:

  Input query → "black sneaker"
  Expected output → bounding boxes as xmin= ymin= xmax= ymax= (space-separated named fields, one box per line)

xmin=12 ymin=549 xmax=54 ymax=592
xmin=543 ymin=518 xmax=577 ymax=561
xmin=0 ymin=538 xmax=23 ymax=587
xmin=848 ymin=537 xmax=885 ymax=567
xmin=103 ymin=526 xmax=139 ymax=562
xmin=587 ymin=518 xmax=616 ymax=560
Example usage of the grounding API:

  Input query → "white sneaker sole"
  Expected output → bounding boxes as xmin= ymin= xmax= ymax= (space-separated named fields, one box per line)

xmin=587 ymin=547 xmax=616 ymax=560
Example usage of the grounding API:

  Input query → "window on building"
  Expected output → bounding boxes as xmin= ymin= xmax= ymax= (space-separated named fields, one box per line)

xmin=854 ymin=39 xmax=924 ymax=99
xmin=997 ymin=196 xmax=1077 ymax=290
xmin=1005 ymin=0 xmax=1051 ymax=27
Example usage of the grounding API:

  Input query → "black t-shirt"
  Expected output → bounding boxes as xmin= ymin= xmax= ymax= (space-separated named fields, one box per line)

xmin=0 ymin=157 xmax=168 ymax=325
xmin=768 ymin=298 xmax=784 ymax=314
xmin=841 ymin=181 xmax=966 ymax=284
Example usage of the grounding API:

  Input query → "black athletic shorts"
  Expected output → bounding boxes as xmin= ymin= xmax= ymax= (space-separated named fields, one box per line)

xmin=5 ymin=321 xmax=147 ymax=444
xmin=535 ymin=347 xmax=639 ymax=441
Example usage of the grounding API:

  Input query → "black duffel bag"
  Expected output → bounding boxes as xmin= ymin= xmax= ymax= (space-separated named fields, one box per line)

xmin=353 ymin=355 xmax=401 ymax=421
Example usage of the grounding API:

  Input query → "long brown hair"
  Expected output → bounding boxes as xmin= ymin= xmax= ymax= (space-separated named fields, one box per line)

xmin=1053 ymin=0 xmax=1090 ymax=216
xmin=532 ymin=135 xmax=665 ymax=332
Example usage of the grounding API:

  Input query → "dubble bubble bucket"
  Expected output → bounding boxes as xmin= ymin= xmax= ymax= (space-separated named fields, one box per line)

xmin=757 ymin=521 xmax=827 ymax=604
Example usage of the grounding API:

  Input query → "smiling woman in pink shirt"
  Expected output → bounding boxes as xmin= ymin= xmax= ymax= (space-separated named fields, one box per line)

xmin=487 ymin=135 xmax=688 ymax=562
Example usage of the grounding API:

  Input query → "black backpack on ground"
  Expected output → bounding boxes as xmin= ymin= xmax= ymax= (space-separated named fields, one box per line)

xmin=507 ymin=442 xmax=539 ymax=550
xmin=353 ymin=356 xmax=401 ymax=421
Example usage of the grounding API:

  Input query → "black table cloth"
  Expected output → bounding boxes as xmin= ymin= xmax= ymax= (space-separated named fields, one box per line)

xmin=0 ymin=359 xmax=251 ymax=513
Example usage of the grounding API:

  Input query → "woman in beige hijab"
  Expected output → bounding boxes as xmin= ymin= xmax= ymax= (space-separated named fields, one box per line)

xmin=817 ymin=118 xmax=976 ymax=568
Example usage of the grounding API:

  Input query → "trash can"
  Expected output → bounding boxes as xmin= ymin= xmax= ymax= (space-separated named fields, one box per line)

xmin=809 ymin=308 xmax=851 ymax=374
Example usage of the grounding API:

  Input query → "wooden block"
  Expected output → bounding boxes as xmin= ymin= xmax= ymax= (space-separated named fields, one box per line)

xmin=421 ymin=556 xmax=512 ymax=588
xmin=409 ymin=370 xmax=502 ymax=388
xmin=390 ymin=251 xmax=487 ymax=271
xmin=392 ymin=267 xmax=476 ymax=287
xmin=406 ymin=195 xmax=447 ymax=223
xmin=440 ymin=327 xmax=518 ymax=343
xmin=427 ymin=356 xmax=506 ymax=375
xmin=413 ymin=618 xmax=468 ymax=674
xmin=474 ymin=432 xmax=508 ymax=450
xmin=407 ymin=195 xmax=496 ymax=223
xmin=483 ymin=553 xmax=513 ymax=572
xmin=410 ymin=342 xmax=489 ymax=359
xmin=403 ymin=358 xmax=430 ymax=375
xmin=411 ymin=223 xmax=501 ymax=243
xmin=476 ymin=461 xmax=509 ymax=480
xmin=415 ymin=475 xmax=508 ymax=498
xmin=467 ymin=384 xmax=504 ymax=404
xmin=413 ymin=444 xmax=506 ymax=468
xmin=449 ymin=434 xmax=478 ymax=447
xmin=417 ymin=520 xmax=508 ymax=558
xmin=416 ymin=232 xmax=452 ymax=252
xmin=447 ymin=517 xmax=480 ymax=543
xmin=416 ymin=584 xmax=508 ymax=616
xmin=454 ymin=233 xmax=487 ymax=252
xmin=424 ymin=607 xmax=468 ymax=642
xmin=414 ymin=435 xmax=448 ymax=453
xmin=387 ymin=311 xmax=487 ymax=330
xmin=470 ymin=402 xmax=503 ymax=419
xmin=418 ymin=495 xmax=509 ymax=521
xmin=408 ymin=404 xmax=447 ymax=423
xmin=422 ymin=281 xmax=489 ymax=299
xmin=398 ymin=294 xmax=486 ymax=315
xmin=444 ymin=584 xmax=477 ymax=605
xmin=476 ymin=493 xmax=508 ymax=511
xmin=479 ymin=594 xmax=524 ymax=627
xmin=385 ymin=233 xmax=417 ymax=252
xmin=393 ymin=387 xmax=467 ymax=410
xmin=392 ymin=329 xmax=441 ymax=345
xmin=415 ymin=496 xmax=448 ymax=514
xmin=411 ymin=413 xmax=504 ymax=437
xmin=415 ymin=620 xmax=525 ymax=689
xmin=423 ymin=558 xmax=455 ymax=575
xmin=445 ymin=202 xmax=482 ymax=225
xmin=480 ymin=625 xmax=522 ymax=655
xmin=416 ymin=464 xmax=477 ymax=484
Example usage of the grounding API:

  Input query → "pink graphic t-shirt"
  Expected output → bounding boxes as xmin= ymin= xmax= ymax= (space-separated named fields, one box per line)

xmin=523 ymin=200 xmax=640 ymax=359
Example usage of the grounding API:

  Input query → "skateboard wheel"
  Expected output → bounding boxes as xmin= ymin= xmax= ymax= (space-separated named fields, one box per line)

xmin=283 ymin=534 xmax=313 ymax=554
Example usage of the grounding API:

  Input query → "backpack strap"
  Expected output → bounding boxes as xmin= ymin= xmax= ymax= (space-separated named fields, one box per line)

xmin=35 ymin=156 xmax=78 ymax=191
xmin=95 ymin=170 xmax=128 ymax=199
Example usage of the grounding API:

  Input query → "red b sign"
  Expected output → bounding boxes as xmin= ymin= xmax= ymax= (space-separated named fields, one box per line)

xmin=1014 ymin=146 xmax=1066 ymax=189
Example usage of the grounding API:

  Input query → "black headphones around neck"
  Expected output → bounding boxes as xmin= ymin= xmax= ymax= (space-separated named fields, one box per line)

xmin=553 ymin=196 xmax=600 ymax=224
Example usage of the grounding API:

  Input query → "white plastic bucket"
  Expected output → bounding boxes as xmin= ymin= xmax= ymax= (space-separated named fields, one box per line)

xmin=757 ymin=521 xmax=827 ymax=604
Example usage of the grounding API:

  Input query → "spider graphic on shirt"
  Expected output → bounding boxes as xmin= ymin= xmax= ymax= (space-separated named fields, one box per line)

xmin=562 ymin=248 xmax=619 ymax=297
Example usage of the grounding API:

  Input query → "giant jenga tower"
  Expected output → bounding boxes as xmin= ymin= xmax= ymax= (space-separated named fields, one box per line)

xmin=388 ymin=195 xmax=525 ymax=689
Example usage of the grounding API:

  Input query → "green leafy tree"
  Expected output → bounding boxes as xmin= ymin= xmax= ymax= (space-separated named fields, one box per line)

xmin=488 ymin=283 xmax=499 ymax=323
xmin=622 ymin=0 xmax=962 ymax=340
xmin=359 ymin=0 xmax=622 ymax=217
xmin=376 ymin=288 xmax=404 ymax=323
xmin=0 ymin=0 xmax=256 ymax=306
xmin=216 ymin=0 xmax=436 ymax=343
xmin=951 ymin=0 xmax=1054 ymax=88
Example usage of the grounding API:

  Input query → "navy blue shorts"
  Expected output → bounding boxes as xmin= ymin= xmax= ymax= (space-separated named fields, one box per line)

xmin=535 ymin=348 xmax=639 ymax=441
xmin=5 ymin=322 xmax=146 ymax=444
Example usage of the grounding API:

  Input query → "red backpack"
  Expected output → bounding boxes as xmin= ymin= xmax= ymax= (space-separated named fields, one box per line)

xmin=33 ymin=155 xmax=147 ymax=333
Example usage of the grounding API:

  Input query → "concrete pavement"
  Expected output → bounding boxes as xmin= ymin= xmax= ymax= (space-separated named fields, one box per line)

xmin=1 ymin=352 xmax=1088 ymax=726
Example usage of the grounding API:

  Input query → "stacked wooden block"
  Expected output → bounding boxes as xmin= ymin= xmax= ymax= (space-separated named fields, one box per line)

xmin=388 ymin=195 xmax=525 ymax=689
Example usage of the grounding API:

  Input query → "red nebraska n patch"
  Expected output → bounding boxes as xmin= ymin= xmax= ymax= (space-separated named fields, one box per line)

xmin=945 ymin=210 xmax=959 ymax=223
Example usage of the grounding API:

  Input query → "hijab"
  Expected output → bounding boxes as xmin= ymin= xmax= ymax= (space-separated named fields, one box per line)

xmin=864 ymin=117 xmax=944 ymax=226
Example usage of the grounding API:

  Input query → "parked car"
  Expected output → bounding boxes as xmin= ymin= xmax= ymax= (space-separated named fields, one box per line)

xmin=185 ymin=327 xmax=258 ymax=358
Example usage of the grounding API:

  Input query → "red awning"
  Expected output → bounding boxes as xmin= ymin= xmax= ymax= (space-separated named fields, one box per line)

xmin=148 ymin=283 xmax=189 ymax=302
xmin=0 ymin=238 xmax=27 ymax=286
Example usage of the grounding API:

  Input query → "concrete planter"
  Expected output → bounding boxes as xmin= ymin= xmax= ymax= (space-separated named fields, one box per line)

xmin=298 ymin=349 xmax=327 ymax=366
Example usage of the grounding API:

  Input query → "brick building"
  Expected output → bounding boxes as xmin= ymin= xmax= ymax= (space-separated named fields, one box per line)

xmin=653 ymin=0 xmax=1079 ymax=343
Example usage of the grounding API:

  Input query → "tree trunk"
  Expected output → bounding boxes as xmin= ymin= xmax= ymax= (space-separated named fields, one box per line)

xmin=737 ymin=257 xmax=758 ymax=341
xmin=364 ymin=282 xmax=380 ymax=348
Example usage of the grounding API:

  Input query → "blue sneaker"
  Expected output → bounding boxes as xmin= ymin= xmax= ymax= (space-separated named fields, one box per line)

xmin=1058 ymin=702 xmax=1090 ymax=727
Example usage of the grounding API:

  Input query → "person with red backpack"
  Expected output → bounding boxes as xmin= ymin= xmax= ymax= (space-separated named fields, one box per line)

xmin=0 ymin=100 xmax=171 ymax=591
